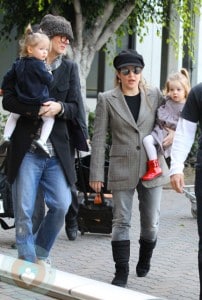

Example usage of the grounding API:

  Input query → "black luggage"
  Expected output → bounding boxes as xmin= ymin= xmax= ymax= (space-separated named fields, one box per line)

xmin=75 ymin=152 xmax=113 ymax=235
xmin=77 ymin=192 xmax=113 ymax=235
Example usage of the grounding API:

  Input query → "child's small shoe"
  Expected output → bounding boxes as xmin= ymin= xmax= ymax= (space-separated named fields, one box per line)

xmin=0 ymin=137 xmax=10 ymax=154
xmin=34 ymin=139 xmax=50 ymax=157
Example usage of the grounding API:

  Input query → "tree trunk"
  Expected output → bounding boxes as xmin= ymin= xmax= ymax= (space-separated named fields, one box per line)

xmin=71 ymin=47 xmax=96 ymax=114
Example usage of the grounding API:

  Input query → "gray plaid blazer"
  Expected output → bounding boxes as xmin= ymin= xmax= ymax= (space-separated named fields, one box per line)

xmin=90 ymin=86 xmax=169 ymax=191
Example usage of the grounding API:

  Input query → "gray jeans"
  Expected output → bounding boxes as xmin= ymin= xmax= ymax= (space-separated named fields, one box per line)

xmin=112 ymin=180 xmax=162 ymax=241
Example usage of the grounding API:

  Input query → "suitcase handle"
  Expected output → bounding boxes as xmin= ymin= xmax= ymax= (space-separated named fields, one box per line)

xmin=93 ymin=190 xmax=106 ymax=205
xmin=82 ymin=190 xmax=107 ymax=206
xmin=76 ymin=150 xmax=107 ymax=205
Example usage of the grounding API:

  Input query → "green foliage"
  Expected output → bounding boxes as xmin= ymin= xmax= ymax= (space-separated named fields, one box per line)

xmin=185 ymin=124 xmax=200 ymax=167
xmin=0 ymin=0 xmax=202 ymax=58
xmin=0 ymin=112 xmax=8 ymax=139
xmin=166 ymin=0 xmax=198 ymax=59
xmin=0 ymin=1 xmax=43 ymax=40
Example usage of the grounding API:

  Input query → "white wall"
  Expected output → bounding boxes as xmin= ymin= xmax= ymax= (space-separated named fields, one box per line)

xmin=193 ymin=13 xmax=202 ymax=84
xmin=136 ymin=24 xmax=162 ymax=88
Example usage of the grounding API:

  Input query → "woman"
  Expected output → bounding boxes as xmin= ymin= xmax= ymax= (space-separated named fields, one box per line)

xmin=89 ymin=49 xmax=172 ymax=287
xmin=2 ymin=14 xmax=88 ymax=264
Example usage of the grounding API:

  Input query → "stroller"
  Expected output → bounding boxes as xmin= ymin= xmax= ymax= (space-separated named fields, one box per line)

xmin=183 ymin=185 xmax=197 ymax=218
xmin=75 ymin=153 xmax=113 ymax=235
xmin=0 ymin=155 xmax=15 ymax=230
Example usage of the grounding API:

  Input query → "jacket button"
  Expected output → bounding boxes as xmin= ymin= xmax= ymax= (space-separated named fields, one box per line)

xmin=30 ymin=134 xmax=35 ymax=138
xmin=136 ymin=146 xmax=140 ymax=150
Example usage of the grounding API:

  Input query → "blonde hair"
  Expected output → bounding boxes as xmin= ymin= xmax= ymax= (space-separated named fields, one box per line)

xmin=163 ymin=68 xmax=191 ymax=98
xmin=19 ymin=24 xmax=50 ymax=57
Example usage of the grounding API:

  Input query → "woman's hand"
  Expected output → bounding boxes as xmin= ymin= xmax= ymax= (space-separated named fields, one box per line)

xmin=89 ymin=181 xmax=104 ymax=193
xmin=163 ymin=127 xmax=175 ymax=148
xmin=39 ymin=101 xmax=62 ymax=117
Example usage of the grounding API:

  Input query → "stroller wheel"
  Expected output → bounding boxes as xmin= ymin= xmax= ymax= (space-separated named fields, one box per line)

xmin=191 ymin=207 xmax=197 ymax=218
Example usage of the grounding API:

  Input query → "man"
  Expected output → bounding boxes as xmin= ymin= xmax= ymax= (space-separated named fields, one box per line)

xmin=170 ymin=82 xmax=201 ymax=299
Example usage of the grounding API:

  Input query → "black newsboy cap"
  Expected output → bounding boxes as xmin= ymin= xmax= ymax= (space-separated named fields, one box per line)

xmin=113 ymin=49 xmax=145 ymax=69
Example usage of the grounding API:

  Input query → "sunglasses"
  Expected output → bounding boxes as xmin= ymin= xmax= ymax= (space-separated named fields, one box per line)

xmin=119 ymin=66 xmax=142 ymax=75
xmin=60 ymin=36 xmax=69 ymax=43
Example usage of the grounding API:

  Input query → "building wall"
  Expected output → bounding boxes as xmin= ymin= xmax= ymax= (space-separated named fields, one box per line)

xmin=193 ymin=15 xmax=202 ymax=84
xmin=0 ymin=34 xmax=18 ymax=85
xmin=136 ymin=24 xmax=162 ymax=88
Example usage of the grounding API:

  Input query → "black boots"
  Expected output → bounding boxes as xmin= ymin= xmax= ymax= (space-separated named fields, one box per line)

xmin=65 ymin=187 xmax=79 ymax=241
xmin=111 ymin=240 xmax=130 ymax=288
xmin=65 ymin=207 xmax=78 ymax=241
xmin=65 ymin=223 xmax=78 ymax=240
xmin=111 ymin=239 xmax=156 ymax=286
xmin=136 ymin=238 xmax=156 ymax=277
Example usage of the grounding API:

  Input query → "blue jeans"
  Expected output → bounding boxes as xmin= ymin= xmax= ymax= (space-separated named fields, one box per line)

xmin=112 ymin=180 xmax=162 ymax=241
xmin=32 ymin=186 xmax=45 ymax=235
xmin=12 ymin=152 xmax=71 ymax=262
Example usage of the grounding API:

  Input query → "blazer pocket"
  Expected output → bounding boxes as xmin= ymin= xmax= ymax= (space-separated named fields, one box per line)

xmin=54 ymin=83 xmax=70 ymax=101
xmin=57 ymin=83 xmax=69 ymax=92
xmin=108 ymin=145 xmax=129 ymax=182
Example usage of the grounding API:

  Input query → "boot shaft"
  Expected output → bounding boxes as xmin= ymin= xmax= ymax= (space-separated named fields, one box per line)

xmin=111 ymin=240 xmax=130 ymax=263
xmin=111 ymin=240 xmax=130 ymax=287
xmin=139 ymin=238 xmax=156 ymax=256
xmin=136 ymin=239 xmax=157 ymax=277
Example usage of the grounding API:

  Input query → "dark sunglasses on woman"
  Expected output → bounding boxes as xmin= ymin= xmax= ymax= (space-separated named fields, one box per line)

xmin=119 ymin=66 xmax=142 ymax=75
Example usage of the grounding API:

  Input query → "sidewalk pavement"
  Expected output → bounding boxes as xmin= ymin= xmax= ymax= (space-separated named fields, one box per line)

xmin=0 ymin=187 xmax=199 ymax=300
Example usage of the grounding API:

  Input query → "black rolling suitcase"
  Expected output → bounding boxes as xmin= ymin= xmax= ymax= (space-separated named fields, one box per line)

xmin=76 ymin=152 xmax=113 ymax=235
xmin=77 ymin=192 xmax=113 ymax=235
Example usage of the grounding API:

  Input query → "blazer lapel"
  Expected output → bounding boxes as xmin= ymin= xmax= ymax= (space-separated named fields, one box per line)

xmin=50 ymin=62 xmax=67 ymax=91
xmin=137 ymin=88 xmax=153 ymax=127
xmin=109 ymin=87 xmax=138 ymax=130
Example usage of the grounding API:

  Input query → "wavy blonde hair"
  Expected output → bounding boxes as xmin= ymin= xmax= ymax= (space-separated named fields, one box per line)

xmin=163 ymin=68 xmax=191 ymax=98
xmin=19 ymin=24 xmax=50 ymax=57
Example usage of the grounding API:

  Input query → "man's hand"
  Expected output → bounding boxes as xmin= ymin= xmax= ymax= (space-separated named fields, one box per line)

xmin=39 ymin=101 xmax=62 ymax=117
xmin=170 ymin=173 xmax=185 ymax=193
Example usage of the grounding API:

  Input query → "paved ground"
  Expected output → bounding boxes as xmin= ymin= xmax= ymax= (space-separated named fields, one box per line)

xmin=0 ymin=180 xmax=199 ymax=300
